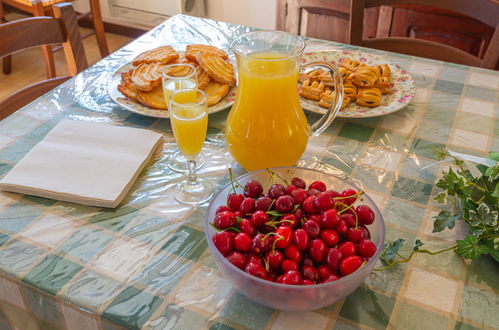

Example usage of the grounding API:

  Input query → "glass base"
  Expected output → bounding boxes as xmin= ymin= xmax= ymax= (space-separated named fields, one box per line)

xmin=174 ymin=177 xmax=215 ymax=205
xmin=168 ymin=151 xmax=205 ymax=172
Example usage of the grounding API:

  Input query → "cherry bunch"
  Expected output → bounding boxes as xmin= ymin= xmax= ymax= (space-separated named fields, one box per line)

xmin=211 ymin=174 xmax=377 ymax=285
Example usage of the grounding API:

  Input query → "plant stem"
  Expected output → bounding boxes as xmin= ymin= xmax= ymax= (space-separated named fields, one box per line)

xmin=373 ymin=245 xmax=457 ymax=271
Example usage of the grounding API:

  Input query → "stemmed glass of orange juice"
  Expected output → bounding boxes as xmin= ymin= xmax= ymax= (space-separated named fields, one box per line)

xmin=162 ymin=63 xmax=206 ymax=172
xmin=169 ymin=89 xmax=214 ymax=204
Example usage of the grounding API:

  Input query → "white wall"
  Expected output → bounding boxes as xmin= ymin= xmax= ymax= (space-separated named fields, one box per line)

xmin=206 ymin=0 xmax=276 ymax=30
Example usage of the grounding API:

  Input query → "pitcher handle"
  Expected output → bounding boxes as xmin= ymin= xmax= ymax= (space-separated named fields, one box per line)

xmin=302 ymin=61 xmax=344 ymax=137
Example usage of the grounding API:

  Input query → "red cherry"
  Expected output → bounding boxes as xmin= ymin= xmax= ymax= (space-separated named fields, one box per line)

xmin=318 ymin=265 xmax=334 ymax=281
xmin=302 ymin=220 xmax=320 ymax=238
xmin=320 ymin=229 xmax=340 ymax=247
xmin=226 ymin=251 xmax=246 ymax=269
xmin=301 ymin=257 xmax=314 ymax=266
xmin=302 ymin=195 xmax=318 ymax=214
xmin=250 ymin=210 xmax=268 ymax=228
xmin=347 ymin=227 xmax=365 ymax=244
xmin=335 ymin=219 xmax=349 ymax=236
xmin=214 ymin=211 xmax=236 ymax=229
xmin=212 ymin=231 xmax=233 ymax=255
xmin=326 ymin=248 xmax=343 ymax=272
xmin=356 ymin=205 xmax=375 ymax=225
xmin=268 ymin=184 xmax=286 ymax=199
xmin=227 ymin=193 xmax=244 ymax=211
xmin=309 ymin=181 xmax=326 ymax=192
xmin=234 ymin=232 xmax=252 ymax=252
xmin=340 ymin=213 xmax=356 ymax=227
xmin=275 ymin=226 xmax=293 ymax=249
xmin=216 ymin=205 xmax=230 ymax=214
xmin=358 ymin=239 xmax=377 ymax=258
xmin=281 ymin=259 xmax=299 ymax=272
xmin=282 ymin=270 xmax=302 ymax=285
xmin=308 ymin=214 xmax=321 ymax=225
xmin=293 ymin=207 xmax=305 ymax=221
xmin=280 ymin=214 xmax=298 ymax=229
xmin=238 ymin=218 xmax=257 ymax=237
xmin=340 ymin=255 xmax=363 ymax=276
xmin=314 ymin=191 xmax=334 ymax=210
xmin=303 ymin=279 xmax=314 ymax=285
xmin=290 ymin=188 xmax=307 ymax=204
xmin=247 ymin=254 xmax=264 ymax=266
xmin=245 ymin=262 xmax=267 ymax=279
xmin=320 ymin=209 xmax=340 ymax=229
xmin=251 ymin=233 xmax=272 ymax=254
xmin=324 ymin=275 xmax=340 ymax=282
xmin=291 ymin=177 xmax=306 ymax=189
xmin=255 ymin=196 xmax=272 ymax=211
xmin=307 ymin=188 xmax=320 ymax=196
xmin=265 ymin=250 xmax=284 ymax=269
xmin=325 ymin=189 xmax=341 ymax=199
xmin=239 ymin=198 xmax=255 ymax=216
xmin=293 ymin=228 xmax=310 ymax=250
xmin=338 ymin=241 xmax=357 ymax=257
xmin=284 ymin=244 xmax=302 ymax=263
xmin=309 ymin=239 xmax=327 ymax=262
xmin=339 ymin=189 xmax=357 ymax=205
xmin=243 ymin=180 xmax=263 ymax=198
xmin=302 ymin=265 xmax=320 ymax=282
xmin=275 ymin=195 xmax=295 ymax=213
xmin=285 ymin=185 xmax=297 ymax=195
xmin=359 ymin=225 xmax=371 ymax=240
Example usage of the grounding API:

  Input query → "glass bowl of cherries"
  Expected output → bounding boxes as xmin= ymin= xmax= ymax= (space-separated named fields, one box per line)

xmin=204 ymin=167 xmax=385 ymax=312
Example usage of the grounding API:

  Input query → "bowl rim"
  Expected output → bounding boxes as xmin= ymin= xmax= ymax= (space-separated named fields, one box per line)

xmin=204 ymin=166 xmax=386 ymax=289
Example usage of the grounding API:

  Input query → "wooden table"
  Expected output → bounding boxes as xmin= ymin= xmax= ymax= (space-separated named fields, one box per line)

xmin=0 ymin=14 xmax=497 ymax=330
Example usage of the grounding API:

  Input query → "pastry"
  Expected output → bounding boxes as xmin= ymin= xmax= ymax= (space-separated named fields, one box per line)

xmin=196 ymin=66 xmax=211 ymax=90
xmin=203 ymin=81 xmax=230 ymax=106
xmin=137 ymin=85 xmax=168 ymax=109
xmin=340 ymin=59 xmax=365 ymax=72
xmin=197 ymin=50 xmax=236 ymax=86
xmin=299 ymin=80 xmax=326 ymax=101
xmin=132 ymin=46 xmax=179 ymax=66
xmin=318 ymin=89 xmax=350 ymax=110
xmin=130 ymin=62 xmax=164 ymax=91
xmin=343 ymin=80 xmax=358 ymax=101
xmin=185 ymin=44 xmax=229 ymax=63
xmin=117 ymin=71 xmax=139 ymax=101
xmin=356 ymin=87 xmax=382 ymax=107
xmin=350 ymin=66 xmax=380 ymax=88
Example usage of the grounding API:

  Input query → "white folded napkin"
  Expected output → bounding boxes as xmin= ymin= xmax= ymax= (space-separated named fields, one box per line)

xmin=0 ymin=120 xmax=163 ymax=208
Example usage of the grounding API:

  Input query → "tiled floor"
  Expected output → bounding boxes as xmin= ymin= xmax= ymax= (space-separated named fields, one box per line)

xmin=0 ymin=13 xmax=133 ymax=102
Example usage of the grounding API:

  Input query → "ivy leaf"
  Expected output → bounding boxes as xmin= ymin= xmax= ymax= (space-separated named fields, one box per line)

xmin=433 ymin=191 xmax=447 ymax=204
xmin=488 ymin=152 xmax=499 ymax=162
xmin=436 ymin=168 xmax=469 ymax=197
xmin=380 ymin=239 xmax=405 ymax=265
xmin=413 ymin=239 xmax=424 ymax=251
xmin=455 ymin=235 xmax=488 ymax=259
xmin=433 ymin=147 xmax=449 ymax=161
xmin=485 ymin=163 xmax=499 ymax=181
xmin=433 ymin=210 xmax=460 ymax=232
xmin=469 ymin=203 xmax=498 ymax=226
xmin=493 ymin=183 xmax=499 ymax=199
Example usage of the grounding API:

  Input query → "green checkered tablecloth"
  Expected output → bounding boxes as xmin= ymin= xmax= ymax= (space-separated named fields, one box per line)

xmin=0 ymin=14 xmax=498 ymax=330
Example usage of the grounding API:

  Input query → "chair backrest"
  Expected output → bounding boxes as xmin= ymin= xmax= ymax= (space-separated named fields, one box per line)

xmin=349 ymin=0 xmax=499 ymax=69
xmin=0 ymin=2 xmax=88 ymax=120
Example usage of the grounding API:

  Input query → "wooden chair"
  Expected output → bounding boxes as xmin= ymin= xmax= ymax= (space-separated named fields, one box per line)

xmin=0 ymin=2 xmax=88 ymax=120
xmin=0 ymin=0 xmax=107 ymax=78
xmin=349 ymin=0 xmax=499 ymax=69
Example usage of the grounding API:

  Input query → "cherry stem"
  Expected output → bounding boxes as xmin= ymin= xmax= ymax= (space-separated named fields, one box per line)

xmin=228 ymin=168 xmax=246 ymax=192
xmin=373 ymin=245 xmax=457 ymax=271
xmin=266 ymin=168 xmax=290 ymax=186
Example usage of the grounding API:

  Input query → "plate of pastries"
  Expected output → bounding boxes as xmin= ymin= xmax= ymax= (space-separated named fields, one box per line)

xmin=108 ymin=45 xmax=237 ymax=118
xmin=299 ymin=50 xmax=416 ymax=118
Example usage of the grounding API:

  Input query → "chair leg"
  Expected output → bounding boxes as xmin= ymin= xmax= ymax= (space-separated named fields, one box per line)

xmin=33 ymin=1 xmax=56 ymax=78
xmin=0 ymin=0 xmax=11 ymax=74
xmin=89 ymin=0 xmax=109 ymax=57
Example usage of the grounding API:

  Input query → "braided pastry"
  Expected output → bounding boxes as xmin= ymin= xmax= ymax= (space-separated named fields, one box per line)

xmin=318 ymin=89 xmax=350 ymax=110
xmin=374 ymin=64 xmax=391 ymax=94
xmin=343 ymin=80 xmax=358 ymax=101
xmin=350 ymin=66 xmax=380 ymax=88
xmin=356 ymin=87 xmax=382 ymax=107
xmin=341 ymin=59 xmax=365 ymax=72
xmin=299 ymin=80 xmax=326 ymax=101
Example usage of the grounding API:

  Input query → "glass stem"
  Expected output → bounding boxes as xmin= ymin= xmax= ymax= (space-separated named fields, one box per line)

xmin=187 ymin=160 xmax=198 ymax=185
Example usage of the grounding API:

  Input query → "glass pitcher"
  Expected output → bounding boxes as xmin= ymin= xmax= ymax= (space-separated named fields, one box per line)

xmin=225 ymin=31 xmax=342 ymax=171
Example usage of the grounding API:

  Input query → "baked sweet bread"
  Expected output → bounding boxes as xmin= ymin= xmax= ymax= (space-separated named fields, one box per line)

xmin=137 ymin=85 xmax=168 ymax=109
xmin=299 ymin=80 xmax=326 ymax=101
xmin=196 ymin=66 xmax=211 ymax=90
xmin=341 ymin=59 xmax=365 ymax=72
xmin=197 ymin=50 xmax=236 ymax=86
xmin=185 ymin=44 xmax=229 ymax=63
xmin=374 ymin=64 xmax=391 ymax=94
xmin=356 ymin=87 xmax=382 ymax=107
xmin=318 ymin=89 xmax=350 ymax=110
xmin=130 ymin=62 xmax=164 ymax=91
xmin=343 ymin=80 xmax=358 ymax=101
xmin=132 ymin=46 xmax=179 ymax=66
xmin=350 ymin=66 xmax=380 ymax=88
xmin=117 ymin=72 xmax=139 ymax=101
xmin=163 ymin=62 xmax=196 ymax=77
xmin=203 ymin=81 xmax=230 ymax=106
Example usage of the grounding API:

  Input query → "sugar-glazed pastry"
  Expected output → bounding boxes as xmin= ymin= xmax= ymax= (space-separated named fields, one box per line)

xmin=356 ymin=87 xmax=382 ymax=107
xmin=350 ymin=66 xmax=380 ymax=88
xmin=340 ymin=59 xmax=365 ymax=72
xmin=374 ymin=64 xmax=391 ymax=94
xmin=343 ymin=80 xmax=358 ymax=101
xmin=132 ymin=46 xmax=179 ymax=66
xmin=299 ymin=80 xmax=326 ymax=101
xmin=197 ymin=50 xmax=235 ymax=86
xmin=203 ymin=81 xmax=230 ymax=106
xmin=318 ymin=89 xmax=350 ymax=109
xmin=185 ymin=44 xmax=229 ymax=63
xmin=137 ymin=85 xmax=168 ymax=109
xmin=130 ymin=62 xmax=164 ymax=91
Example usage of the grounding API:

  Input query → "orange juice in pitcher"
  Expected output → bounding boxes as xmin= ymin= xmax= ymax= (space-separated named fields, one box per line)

xmin=225 ymin=31 xmax=342 ymax=171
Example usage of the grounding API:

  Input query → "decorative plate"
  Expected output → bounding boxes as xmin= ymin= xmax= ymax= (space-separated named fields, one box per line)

xmin=107 ymin=62 xmax=237 ymax=119
xmin=300 ymin=50 xmax=416 ymax=118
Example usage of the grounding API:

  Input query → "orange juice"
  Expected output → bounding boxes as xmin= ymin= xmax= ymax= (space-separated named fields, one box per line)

xmin=225 ymin=52 xmax=310 ymax=171
xmin=170 ymin=91 xmax=207 ymax=159
xmin=162 ymin=78 xmax=197 ymax=107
